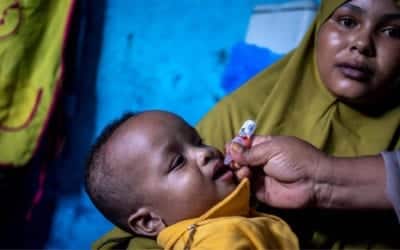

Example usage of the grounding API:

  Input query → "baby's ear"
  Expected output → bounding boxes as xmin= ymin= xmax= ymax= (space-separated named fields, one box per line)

xmin=127 ymin=207 xmax=166 ymax=237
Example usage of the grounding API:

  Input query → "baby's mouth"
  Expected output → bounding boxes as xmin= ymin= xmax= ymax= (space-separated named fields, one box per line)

xmin=212 ymin=164 xmax=232 ymax=180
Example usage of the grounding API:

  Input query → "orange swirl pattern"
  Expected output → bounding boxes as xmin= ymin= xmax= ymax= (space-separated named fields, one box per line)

xmin=0 ymin=89 xmax=42 ymax=131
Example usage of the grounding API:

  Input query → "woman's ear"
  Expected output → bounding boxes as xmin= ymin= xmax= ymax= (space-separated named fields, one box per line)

xmin=127 ymin=207 xmax=166 ymax=237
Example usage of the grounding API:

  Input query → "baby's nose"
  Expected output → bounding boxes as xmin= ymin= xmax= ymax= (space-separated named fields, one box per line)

xmin=197 ymin=148 xmax=216 ymax=166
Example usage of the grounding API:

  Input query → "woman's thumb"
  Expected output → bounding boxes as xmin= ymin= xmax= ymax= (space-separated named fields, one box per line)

xmin=229 ymin=142 xmax=250 ymax=164
xmin=231 ymin=138 xmax=275 ymax=166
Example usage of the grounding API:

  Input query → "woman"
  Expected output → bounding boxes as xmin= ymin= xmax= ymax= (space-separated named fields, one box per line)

xmin=197 ymin=0 xmax=400 ymax=248
xmin=94 ymin=0 xmax=400 ymax=249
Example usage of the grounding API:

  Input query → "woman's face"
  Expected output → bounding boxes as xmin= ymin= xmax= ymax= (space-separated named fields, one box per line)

xmin=316 ymin=0 xmax=400 ymax=106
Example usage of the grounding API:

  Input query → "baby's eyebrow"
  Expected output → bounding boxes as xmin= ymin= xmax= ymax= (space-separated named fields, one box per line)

xmin=190 ymin=129 xmax=202 ymax=144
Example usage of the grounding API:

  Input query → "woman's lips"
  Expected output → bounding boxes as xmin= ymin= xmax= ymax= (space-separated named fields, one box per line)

xmin=337 ymin=63 xmax=373 ymax=82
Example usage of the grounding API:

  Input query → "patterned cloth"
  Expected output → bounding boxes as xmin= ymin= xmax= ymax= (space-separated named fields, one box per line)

xmin=0 ymin=0 xmax=74 ymax=166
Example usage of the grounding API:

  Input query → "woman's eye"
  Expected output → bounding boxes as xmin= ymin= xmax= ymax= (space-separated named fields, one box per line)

xmin=170 ymin=155 xmax=185 ymax=171
xmin=382 ymin=26 xmax=400 ymax=39
xmin=337 ymin=17 xmax=357 ymax=28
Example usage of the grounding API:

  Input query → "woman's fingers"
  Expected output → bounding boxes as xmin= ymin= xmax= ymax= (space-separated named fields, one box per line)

xmin=234 ymin=166 xmax=251 ymax=180
xmin=229 ymin=136 xmax=278 ymax=167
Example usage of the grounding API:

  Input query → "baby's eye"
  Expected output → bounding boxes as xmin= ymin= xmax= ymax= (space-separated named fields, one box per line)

xmin=337 ymin=16 xmax=357 ymax=29
xmin=382 ymin=26 xmax=400 ymax=39
xmin=196 ymin=138 xmax=204 ymax=146
xmin=170 ymin=154 xmax=185 ymax=171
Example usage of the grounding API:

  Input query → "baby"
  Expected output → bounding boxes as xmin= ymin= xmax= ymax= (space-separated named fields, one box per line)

xmin=85 ymin=110 xmax=298 ymax=249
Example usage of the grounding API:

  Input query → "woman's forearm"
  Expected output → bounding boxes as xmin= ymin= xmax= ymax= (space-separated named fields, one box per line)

xmin=316 ymin=154 xmax=392 ymax=210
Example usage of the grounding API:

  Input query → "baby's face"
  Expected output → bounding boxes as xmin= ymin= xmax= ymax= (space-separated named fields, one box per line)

xmin=110 ymin=111 xmax=236 ymax=226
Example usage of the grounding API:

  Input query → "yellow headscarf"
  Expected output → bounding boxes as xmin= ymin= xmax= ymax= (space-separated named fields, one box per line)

xmin=197 ymin=0 xmax=400 ymax=157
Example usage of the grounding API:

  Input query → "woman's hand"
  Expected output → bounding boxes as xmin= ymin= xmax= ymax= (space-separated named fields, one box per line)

xmin=228 ymin=136 xmax=332 ymax=208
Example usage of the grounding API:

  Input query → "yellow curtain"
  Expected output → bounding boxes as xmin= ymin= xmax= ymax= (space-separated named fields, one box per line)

xmin=0 ymin=0 xmax=74 ymax=166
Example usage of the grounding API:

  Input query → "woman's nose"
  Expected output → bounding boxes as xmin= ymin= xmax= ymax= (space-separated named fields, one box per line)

xmin=350 ymin=29 xmax=375 ymax=57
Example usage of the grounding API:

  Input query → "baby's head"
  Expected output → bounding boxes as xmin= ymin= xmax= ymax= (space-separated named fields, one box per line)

xmin=85 ymin=110 xmax=236 ymax=237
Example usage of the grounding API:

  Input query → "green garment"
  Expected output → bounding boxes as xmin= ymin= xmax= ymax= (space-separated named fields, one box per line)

xmin=0 ymin=0 xmax=74 ymax=166
xmin=93 ymin=228 xmax=160 ymax=250
xmin=93 ymin=0 xmax=400 ymax=249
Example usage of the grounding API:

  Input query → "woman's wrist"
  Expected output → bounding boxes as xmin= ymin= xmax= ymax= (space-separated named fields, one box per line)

xmin=313 ymin=154 xmax=392 ymax=209
xmin=313 ymin=154 xmax=335 ymax=208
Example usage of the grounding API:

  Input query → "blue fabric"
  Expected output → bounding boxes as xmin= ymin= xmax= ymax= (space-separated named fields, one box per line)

xmin=221 ymin=42 xmax=283 ymax=94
